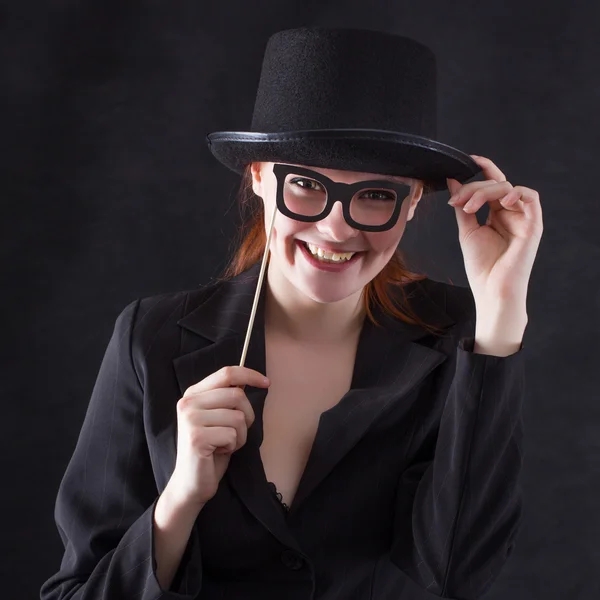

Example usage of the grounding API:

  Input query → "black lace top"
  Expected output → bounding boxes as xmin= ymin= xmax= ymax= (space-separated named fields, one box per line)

xmin=267 ymin=481 xmax=290 ymax=512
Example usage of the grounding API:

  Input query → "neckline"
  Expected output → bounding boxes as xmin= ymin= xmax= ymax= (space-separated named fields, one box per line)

xmin=267 ymin=481 xmax=290 ymax=511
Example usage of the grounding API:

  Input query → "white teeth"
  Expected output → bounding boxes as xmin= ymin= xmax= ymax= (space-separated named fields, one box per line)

xmin=306 ymin=242 xmax=356 ymax=262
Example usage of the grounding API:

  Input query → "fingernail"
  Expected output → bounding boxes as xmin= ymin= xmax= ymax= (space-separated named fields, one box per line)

xmin=448 ymin=196 xmax=458 ymax=206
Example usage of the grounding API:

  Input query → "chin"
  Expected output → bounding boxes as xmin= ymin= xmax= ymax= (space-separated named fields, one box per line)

xmin=301 ymin=288 xmax=350 ymax=305
xmin=293 ymin=274 xmax=364 ymax=304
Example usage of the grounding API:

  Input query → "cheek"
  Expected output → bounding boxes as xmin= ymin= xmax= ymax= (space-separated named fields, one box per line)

xmin=261 ymin=193 xmax=310 ymax=265
xmin=363 ymin=199 xmax=411 ymax=255
xmin=269 ymin=217 xmax=311 ymax=262
xmin=364 ymin=223 xmax=406 ymax=255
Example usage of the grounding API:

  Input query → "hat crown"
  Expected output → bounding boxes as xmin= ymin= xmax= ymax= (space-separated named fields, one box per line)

xmin=251 ymin=27 xmax=437 ymax=138
xmin=206 ymin=26 xmax=480 ymax=190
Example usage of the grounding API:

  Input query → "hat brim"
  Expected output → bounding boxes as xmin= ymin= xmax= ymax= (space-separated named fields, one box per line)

xmin=206 ymin=129 xmax=481 ymax=192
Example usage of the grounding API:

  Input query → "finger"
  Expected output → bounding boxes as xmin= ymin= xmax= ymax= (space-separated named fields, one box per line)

xmin=490 ymin=186 xmax=540 ymax=218
xmin=196 ymin=406 xmax=248 ymax=428
xmin=446 ymin=177 xmax=463 ymax=197
xmin=451 ymin=194 xmax=481 ymax=239
xmin=470 ymin=155 xmax=507 ymax=182
xmin=184 ymin=386 xmax=256 ymax=427
xmin=512 ymin=186 xmax=543 ymax=229
xmin=446 ymin=176 xmax=496 ymax=198
xmin=184 ymin=366 xmax=270 ymax=397
xmin=494 ymin=189 xmax=525 ymax=213
xmin=208 ymin=427 xmax=241 ymax=455
xmin=197 ymin=408 xmax=250 ymax=449
xmin=450 ymin=180 xmax=512 ymax=210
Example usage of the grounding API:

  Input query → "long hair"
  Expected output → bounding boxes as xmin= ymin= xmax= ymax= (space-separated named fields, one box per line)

xmin=216 ymin=163 xmax=446 ymax=336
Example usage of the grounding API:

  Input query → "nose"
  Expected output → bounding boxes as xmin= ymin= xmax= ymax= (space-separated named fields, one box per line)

xmin=315 ymin=201 xmax=359 ymax=242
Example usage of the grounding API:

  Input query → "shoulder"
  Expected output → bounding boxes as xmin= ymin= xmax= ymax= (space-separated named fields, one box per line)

xmin=436 ymin=278 xmax=476 ymax=325
xmin=137 ymin=281 xmax=222 ymax=328
xmin=114 ymin=278 xmax=227 ymax=350
xmin=408 ymin=276 xmax=476 ymax=329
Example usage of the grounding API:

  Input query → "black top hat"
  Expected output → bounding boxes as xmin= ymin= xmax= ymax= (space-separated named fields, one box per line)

xmin=207 ymin=27 xmax=482 ymax=192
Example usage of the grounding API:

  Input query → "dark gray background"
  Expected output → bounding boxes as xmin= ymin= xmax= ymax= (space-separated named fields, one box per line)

xmin=1 ymin=0 xmax=598 ymax=598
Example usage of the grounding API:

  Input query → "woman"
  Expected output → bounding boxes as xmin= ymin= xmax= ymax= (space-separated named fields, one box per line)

xmin=41 ymin=27 xmax=543 ymax=600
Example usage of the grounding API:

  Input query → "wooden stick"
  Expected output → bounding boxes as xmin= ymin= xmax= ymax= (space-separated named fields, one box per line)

xmin=239 ymin=201 xmax=278 ymax=367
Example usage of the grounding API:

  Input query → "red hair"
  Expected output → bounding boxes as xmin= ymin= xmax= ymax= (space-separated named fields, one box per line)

xmin=216 ymin=163 xmax=446 ymax=336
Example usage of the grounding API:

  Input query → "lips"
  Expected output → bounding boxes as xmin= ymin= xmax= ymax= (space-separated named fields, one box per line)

xmin=296 ymin=239 xmax=363 ymax=272
xmin=299 ymin=240 xmax=364 ymax=254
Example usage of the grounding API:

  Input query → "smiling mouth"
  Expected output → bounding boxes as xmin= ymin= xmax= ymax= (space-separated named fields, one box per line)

xmin=299 ymin=240 xmax=365 ymax=256
xmin=297 ymin=240 xmax=366 ymax=266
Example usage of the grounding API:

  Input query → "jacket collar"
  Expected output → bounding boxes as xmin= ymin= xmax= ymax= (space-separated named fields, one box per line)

xmin=172 ymin=262 xmax=456 ymax=551
xmin=176 ymin=261 xmax=455 ymax=345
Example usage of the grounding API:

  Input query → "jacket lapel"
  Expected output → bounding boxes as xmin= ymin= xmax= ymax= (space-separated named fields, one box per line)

xmin=172 ymin=266 xmax=299 ymax=547
xmin=172 ymin=262 xmax=456 ymax=549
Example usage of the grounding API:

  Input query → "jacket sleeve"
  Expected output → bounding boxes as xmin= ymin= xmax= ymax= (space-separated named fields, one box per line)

xmin=390 ymin=286 xmax=525 ymax=599
xmin=40 ymin=299 xmax=203 ymax=600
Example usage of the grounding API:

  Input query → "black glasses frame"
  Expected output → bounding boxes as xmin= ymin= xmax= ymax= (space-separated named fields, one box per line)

xmin=272 ymin=163 xmax=412 ymax=232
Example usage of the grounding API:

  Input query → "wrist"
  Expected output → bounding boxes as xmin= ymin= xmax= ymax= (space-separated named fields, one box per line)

xmin=161 ymin=478 xmax=206 ymax=519
xmin=474 ymin=308 xmax=527 ymax=357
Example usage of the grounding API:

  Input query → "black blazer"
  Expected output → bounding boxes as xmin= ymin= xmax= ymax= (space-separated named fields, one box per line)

xmin=40 ymin=262 xmax=525 ymax=600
